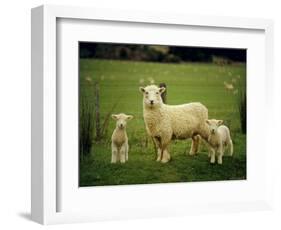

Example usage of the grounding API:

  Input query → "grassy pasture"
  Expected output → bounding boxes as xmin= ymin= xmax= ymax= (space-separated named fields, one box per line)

xmin=79 ymin=59 xmax=246 ymax=186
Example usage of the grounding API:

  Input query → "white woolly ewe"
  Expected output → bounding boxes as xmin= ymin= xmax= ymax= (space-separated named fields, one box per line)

xmin=111 ymin=113 xmax=133 ymax=163
xmin=206 ymin=119 xmax=233 ymax=164
xmin=139 ymin=85 xmax=210 ymax=163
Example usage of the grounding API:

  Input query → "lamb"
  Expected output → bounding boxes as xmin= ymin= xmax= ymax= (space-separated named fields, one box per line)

xmin=139 ymin=85 xmax=210 ymax=163
xmin=205 ymin=119 xmax=233 ymax=164
xmin=111 ymin=113 xmax=133 ymax=163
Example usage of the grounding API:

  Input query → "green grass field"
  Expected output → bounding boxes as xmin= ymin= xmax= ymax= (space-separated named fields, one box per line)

xmin=79 ymin=59 xmax=246 ymax=186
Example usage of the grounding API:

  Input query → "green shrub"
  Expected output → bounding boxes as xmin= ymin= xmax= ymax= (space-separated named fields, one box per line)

xmin=79 ymin=94 xmax=94 ymax=159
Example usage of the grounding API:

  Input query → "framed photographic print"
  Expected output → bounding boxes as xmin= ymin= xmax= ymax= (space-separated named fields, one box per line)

xmin=78 ymin=42 xmax=246 ymax=187
xmin=31 ymin=5 xmax=274 ymax=224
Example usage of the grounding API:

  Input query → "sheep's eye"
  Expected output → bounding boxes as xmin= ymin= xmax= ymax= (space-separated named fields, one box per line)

xmin=145 ymin=92 xmax=148 ymax=95
xmin=156 ymin=92 xmax=159 ymax=94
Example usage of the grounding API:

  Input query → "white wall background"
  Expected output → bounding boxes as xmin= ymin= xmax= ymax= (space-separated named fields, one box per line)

xmin=0 ymin=0 xmax=280 ymax=229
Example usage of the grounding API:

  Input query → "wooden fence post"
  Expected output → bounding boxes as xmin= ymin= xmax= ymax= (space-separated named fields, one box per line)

xmin=159 ymin=83 xmax=167 ymax=103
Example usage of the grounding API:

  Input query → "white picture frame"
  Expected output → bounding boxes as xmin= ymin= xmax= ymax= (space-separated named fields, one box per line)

xmin=31 ymin=5 xmax=274 ymax=225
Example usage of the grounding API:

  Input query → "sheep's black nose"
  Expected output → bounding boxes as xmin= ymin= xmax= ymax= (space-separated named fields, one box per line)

xmin=150 ymin=100 xmax=154 ymax=105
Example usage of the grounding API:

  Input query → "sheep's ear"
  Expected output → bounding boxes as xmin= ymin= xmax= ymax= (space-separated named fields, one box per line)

xmin=217 ymin=120 xmax=224 ymax=125
xmin=205 ymin=119 xmax=210 ymax=125
xmin=159 ymin=87 xmax=166 ymax=94
xmin=126 ymin=115 xmax=134 ymax=120
xmin=139 ymin=87 xmax=145 ymax=93
xmin=111 ymin=114 xmax=118 ymax=120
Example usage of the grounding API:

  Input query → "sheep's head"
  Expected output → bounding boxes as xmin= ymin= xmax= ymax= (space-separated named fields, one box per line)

xmin=139 ymin=85 xmax=165 ymax=109
xmin=112 ymin=113 xmax=133 ymax=129
xmin=206 ymin=119 xmax=223 ymax=134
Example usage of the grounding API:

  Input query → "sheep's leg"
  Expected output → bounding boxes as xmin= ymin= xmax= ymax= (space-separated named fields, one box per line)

xmin=189 ymin=135 xmax=200 ymax=155
xmin=210 ymin=147 xmax=216 ymax=164
xmin=125 ymin=142 xmax=129 ymax=161
xmin=153 ymin=136 xmax=162 ymax=162
xmin=156 ymin=148 xmax=162 ymax=162
xmin=151 ymin=137 xmax=158 ymax=159
xmin=217 ymin=145 xmax=223 ymax=164
xmin=160 ymin=135 xmax=171 ymax=163
xmin=160 ymin=139 xmax=170 ymax=163
xmin=161 ymin=148 xmax=171 ymax=163
xmin=111 ymin=145 xmax=118 ymax=164
xmin=153 ymin=135 xmax=171 ymax=163
xmin=221 ymin=144 xmax=225 ymax=156
xmin=120 ymin=145 xmax=126 ymax=164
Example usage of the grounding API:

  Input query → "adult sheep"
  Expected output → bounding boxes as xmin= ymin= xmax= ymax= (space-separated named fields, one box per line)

xmin=139 ymin=84 xmax=209 ymax=163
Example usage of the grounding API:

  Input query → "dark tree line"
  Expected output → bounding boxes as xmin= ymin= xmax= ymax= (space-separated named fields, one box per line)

xmin=79 ymin=42 xmax=246 ymax=63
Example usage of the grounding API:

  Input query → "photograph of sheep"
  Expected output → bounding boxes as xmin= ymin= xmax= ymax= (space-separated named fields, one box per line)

xmin=79 ymin=42 xmax=246 ymax=187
